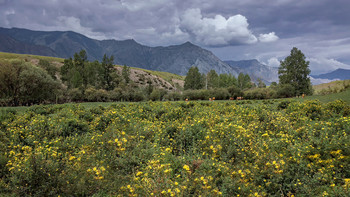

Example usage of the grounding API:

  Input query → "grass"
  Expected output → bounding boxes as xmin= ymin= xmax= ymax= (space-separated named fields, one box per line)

xmin=115 ymin=65 xmax=185 ymax=81
xmin=298 ymin=88 xmax=350 ymax=104
xmin=2 ymin=88 xmax=349 ymax=115
xmin=313 ymin=80 xmax=350 ymax=95
xmin=0 ymin=52 xmax=64 ymax=63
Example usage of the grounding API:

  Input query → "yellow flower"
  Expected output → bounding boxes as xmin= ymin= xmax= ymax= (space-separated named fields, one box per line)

xmin=183 ymin=164 xmax=190 ymax=171
xmin=69 ymin=156 xmax=76 ymax=161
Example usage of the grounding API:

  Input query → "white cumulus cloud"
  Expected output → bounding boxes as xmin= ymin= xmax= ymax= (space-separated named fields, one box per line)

xmin=308 ymin=57 xmax=350 ymax=75
xmin=259 ymin=32 xmax=279 ymax=43
xmin=180 ymin=8 xmax=258 ymax=46
xmin=267 ymin=57 xmax=280 ymax=67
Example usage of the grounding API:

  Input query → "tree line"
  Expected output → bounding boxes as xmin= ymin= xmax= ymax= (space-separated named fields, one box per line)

xmin=183 ymin=47 xmax=313 ymax=100
xmin=0 ymin=50 xmax=154 ymax=106
xmin=0 ymin=47 xmax=313 ymax=106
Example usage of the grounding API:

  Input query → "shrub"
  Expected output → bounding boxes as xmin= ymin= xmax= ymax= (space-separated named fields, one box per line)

xmin=164 ymin=92 xmax=182 ymax=101
xmin=276 ymin=84 xmax=295 ymax=98
xmin=227 ymin=85 xmax=243 ymax=98
xmin=68 ymin=88 xmax=83 ymax=102
xmin=85 ymin=87 xmax=110 ymax=102
xmin=149 ymin=89 xmax=167 ymax=101
xmin=326 ymin=99 xmax=350 ymax=116
xmin=244 ymin=88 xmax=277 ymax=100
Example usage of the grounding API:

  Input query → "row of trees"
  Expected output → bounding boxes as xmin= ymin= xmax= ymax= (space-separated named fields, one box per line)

xmin=60 ymin=50 xmax=131 ymax=91
xmin=183 ymin=47 xmax=313 ymax=99
xmin=0 ymin=50 xmax=136 ymax=106
xmin=0 ymin=47 xmax=312 ymax=106
xmin=185 ymin=67 xmax=254 ymax=91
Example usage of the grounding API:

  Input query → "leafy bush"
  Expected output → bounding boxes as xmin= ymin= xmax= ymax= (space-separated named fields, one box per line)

xmin=276 ymin=84 xmax=295 ymax=98
xmin=164 ymin=92 xmax=182 ymax=101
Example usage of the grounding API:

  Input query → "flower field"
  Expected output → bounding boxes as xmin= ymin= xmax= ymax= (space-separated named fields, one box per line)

xmin=0 ymin=100 xmax=349 ymax=196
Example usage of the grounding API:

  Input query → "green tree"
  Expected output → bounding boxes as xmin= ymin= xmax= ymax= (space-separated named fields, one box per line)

xmin=0 ymin=60 xmax=23 ymax=105
xmin=19 ymin=63 xmax=60 ymax=105
xmin=257 ymin=78 xmax=266 ymax=88
xmin=0 ymin=60 xmax=60 ymax=106
xmin=270 ymin=82 xmax=278 ymax=89
xmin=85 ymin=60 xmax=102 ymax=87
xmin=206 ymin=70 xmax=219 ymax=89
xmin=38 ymin=59 xmax=58 ymax=80
xmin=60 ymin=58 xmax=74 ymax=82
xmin=184 ymin=66 xmax=204 ymax=90
xmin=278 ymin=47 xmax=312 ymax=96
xmin=237 ymin=73 xmax=252 ymax=90
xmin=100 ymin=54 xmax=116 ymax=90
xmin=218 ymin=73 xmax=237 ymax=88
xmin=122 ymin=65 xmax=131 ymax=84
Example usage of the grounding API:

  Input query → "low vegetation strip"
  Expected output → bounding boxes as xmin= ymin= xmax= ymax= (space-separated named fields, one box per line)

xmin=0 ymin=100 xmax=349 ymax=196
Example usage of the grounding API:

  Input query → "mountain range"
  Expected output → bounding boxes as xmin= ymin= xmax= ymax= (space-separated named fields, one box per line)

xmin=1 ymin=27 xmax=348 ymax=85
xmin=311 ymin=69 xmax=350 ymax=81
xmin=0 ymin=27 xmax=239 ymax=77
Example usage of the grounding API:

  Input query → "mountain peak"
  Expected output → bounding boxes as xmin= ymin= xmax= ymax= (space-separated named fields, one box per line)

xmin=181 ymin=41 xmax=196 ymax=46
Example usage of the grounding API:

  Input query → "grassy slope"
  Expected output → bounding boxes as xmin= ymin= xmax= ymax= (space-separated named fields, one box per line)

xmin=302 ymin=88 xmax=350 ymax=104
xmin=313 ymin=80 xmax=350 ymax=94
xmin=0 ymin=51 xmax=64 ymax=63
xmin=115 ymin=65 xmax=185 ymax=81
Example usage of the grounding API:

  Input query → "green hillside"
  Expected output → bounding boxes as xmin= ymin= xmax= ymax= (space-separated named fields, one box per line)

xmin=313 ymin=79 xmax=350 ymax=95
xmin=0 ymin=51 xmax=64 ymax=63
xmin=302 ymin=87 xmax=350 ymax=104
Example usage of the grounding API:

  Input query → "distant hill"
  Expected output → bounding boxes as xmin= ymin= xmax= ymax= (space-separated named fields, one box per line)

xmin=0 ymin=34 xmax=57 ymax=57
xmin=224 ymin=59 xmax=279 ymax=84
xmin=311 ymin=68 xmax=350 ymax=80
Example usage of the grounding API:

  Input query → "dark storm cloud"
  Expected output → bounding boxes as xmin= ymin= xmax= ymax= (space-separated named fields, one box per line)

xmin=0 ymin=0 xmax=349 ymax=74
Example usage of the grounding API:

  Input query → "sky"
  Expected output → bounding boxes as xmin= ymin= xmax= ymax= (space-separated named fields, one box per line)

xmin=1 ymin=0 xmax=350 ymax=75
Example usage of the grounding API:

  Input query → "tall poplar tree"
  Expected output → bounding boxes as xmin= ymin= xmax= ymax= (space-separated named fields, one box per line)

xmin=278 ymin=47 xmax=312 ymax=96
xmin=184 ymin=66 xmax=204 ymax=90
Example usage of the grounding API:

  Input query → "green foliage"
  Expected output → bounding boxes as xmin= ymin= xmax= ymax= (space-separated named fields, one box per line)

xmin=244 ymin=88 xmax=277 ymax=100
xmin=183 ymin=88 xmax=229 ymax=100
xmin=149 ymin=88 xmax=167 ymax=101
xmin=0 ymin=101 xmax=349 ymax=196
xmin=18 ymin=63 xmax=60 ymax=105
xmin=269 ymin=82 xmax=278 ymax=89
xmin=218 ymin=73 xmax=237 ymax=88
xmin=237 ymin=73 xmax=252 ymax=90
xmin=257 ymin=78 xmax=266 ymax=88
xmin=279 ymin=47 xmax=313 ymax=96
xmin=0 ymin=59 xmax=60 ymax=106
xmin=67 ymin=88 xmax=84 ymax=102
xmin=164 ymin=92 xmax=182 ymax=101
xmin=0 ymin=59 xmax=23 ymax=106
xmin=276 ymin=84 xmax=296 ymax=98
xmin=100 ymin=55 xmax=116 ymax=90
xmin=206 ymin=70 xmax=219 ymax=89
xmin=122 ymin=65 xmax=131 ymax=84
xmin=38 ymin=59 xmax=58 ymax=79
xmin=184 ymin=66 xmax=204 ymax=90
xmin=85 ymin=87 xmax=110 ymax=102
xmin=227 ymin=85 xmax=243 ymax=98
